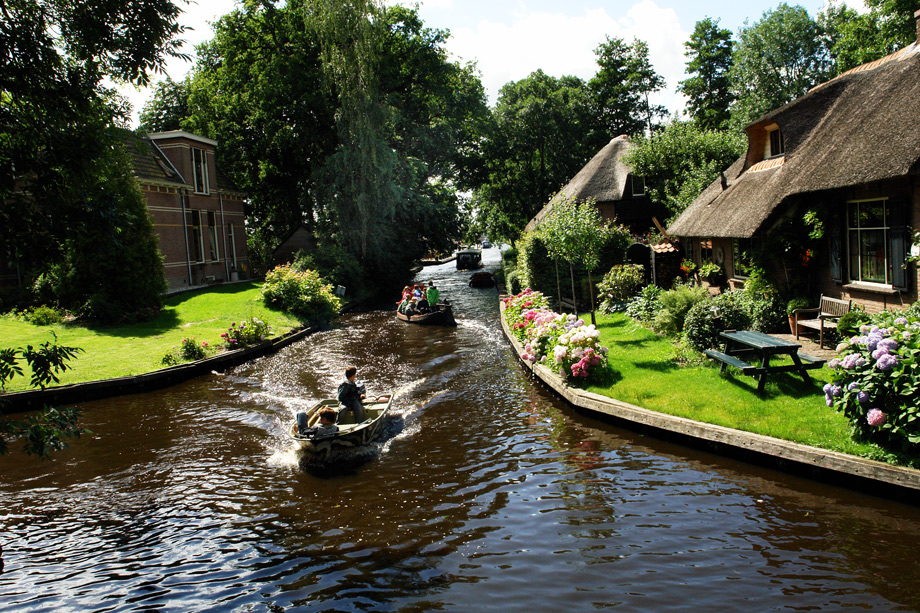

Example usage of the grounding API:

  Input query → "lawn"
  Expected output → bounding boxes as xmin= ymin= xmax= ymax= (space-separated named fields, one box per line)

xmin=0 ymin=283 xmax=309 ymax=392
xmin=587 ymin=312 xmax=884 ymax=460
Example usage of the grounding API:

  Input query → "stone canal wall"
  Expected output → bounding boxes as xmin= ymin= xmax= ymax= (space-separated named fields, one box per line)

xmin=499 ymin=299 xmax=920 ymax=504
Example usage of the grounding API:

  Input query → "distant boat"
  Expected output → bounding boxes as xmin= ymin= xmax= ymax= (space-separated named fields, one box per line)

xmin=396 ymin=302 xmax=457 ymax=326
xmin=288 ymin=394 xmax=393 ymax=462
xmin=482 ymin=240 xmax=491 ymax=248
xmin=468 ymin=271 xmax=495 ymax=288
xmin=456 ymin=248 xmax=483 ymax=270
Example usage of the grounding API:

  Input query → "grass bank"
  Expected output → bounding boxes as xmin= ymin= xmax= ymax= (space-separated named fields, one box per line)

xmin=586 ymin=312 xmax=886 ymax=460
xmin=0 ymin=283 xmax=308 ymax=392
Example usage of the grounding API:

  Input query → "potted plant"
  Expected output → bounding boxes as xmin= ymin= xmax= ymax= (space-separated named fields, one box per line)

xmin=680 ymin=258 xmax=697 ymax=277
xmin=698 ymin=261 xmax=724 ymax=286
xmin=786 ymin=297 xmax=811 ymax=335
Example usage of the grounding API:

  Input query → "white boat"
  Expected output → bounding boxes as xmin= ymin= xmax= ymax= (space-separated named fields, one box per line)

xmin=288 ymin=394 xmax=393 ymax=461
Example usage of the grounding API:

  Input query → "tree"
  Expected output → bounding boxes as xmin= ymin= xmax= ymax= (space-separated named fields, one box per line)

xmin=1 ymin=0 xmax=186 ymax=319
xmin=624 ymin=120 xmax=746 ymax=219
xmin=678 ymin=17 xmax=734 ymax=130
xmin=537 ymin=195 xmax=610 ymax=325
xmin=589 ymin=36 xmax=667 ymax=137
xmin=0 ymin=337 xmax=86 ymax=458
xmin=729 ymin=3 xmax=832 ymax=128
xmin=139 ymin=77 xmax=191 ymax=132
xmin=823 ymin=0 xmax=920 ymax=74
xmin=476 ymin=70 xmax=603 ymax=243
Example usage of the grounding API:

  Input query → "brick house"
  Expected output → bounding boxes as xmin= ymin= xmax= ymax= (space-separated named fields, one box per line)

xmin=128 ymin=130 xmax=250 ymax=291
xmin=668 ymin=13 xmax=920 ymax=314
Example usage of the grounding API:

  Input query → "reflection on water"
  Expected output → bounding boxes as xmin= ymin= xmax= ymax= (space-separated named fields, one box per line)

xmin=3 ymin=248 xmax=920 ymax=610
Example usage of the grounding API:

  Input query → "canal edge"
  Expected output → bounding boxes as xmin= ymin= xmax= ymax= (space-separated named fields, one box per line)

xmin=498 ymin=298 xmax=920 ymax=504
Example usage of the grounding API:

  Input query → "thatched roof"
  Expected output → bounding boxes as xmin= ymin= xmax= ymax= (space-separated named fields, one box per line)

xmin=524 ymin=135 xmax=634 ymax=233
xmin=668 ymin=42 xmax=920 ymax=238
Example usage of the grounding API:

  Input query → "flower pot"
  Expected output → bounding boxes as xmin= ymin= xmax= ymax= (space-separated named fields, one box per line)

xmin=788 ymin=315 xmax=797 ymax=335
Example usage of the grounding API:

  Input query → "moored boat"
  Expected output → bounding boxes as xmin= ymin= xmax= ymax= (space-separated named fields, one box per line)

xmin=468 ymin=271 xmax=495 ymax=288
xmin=456 ymin=248 xmax=483 ymax=270
xmin=289 ymin=394 xmax=394 ymax=462
xmin=396 ymin=302 xmax=456 ymax=326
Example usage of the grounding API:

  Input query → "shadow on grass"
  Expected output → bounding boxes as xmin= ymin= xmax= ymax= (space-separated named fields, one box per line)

xmin=630 ymin=360 xmax=674 ymax=373
xmin=83 ymin=282 xmax=268 ymax=338
xmin=714 ymin=367 xmax=824 ymax=400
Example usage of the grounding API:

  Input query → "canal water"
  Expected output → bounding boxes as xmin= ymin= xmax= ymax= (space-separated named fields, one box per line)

xmin=3 ymin=248 xmax=920 ymax=611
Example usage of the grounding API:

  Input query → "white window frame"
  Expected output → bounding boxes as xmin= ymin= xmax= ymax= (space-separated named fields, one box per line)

xmin=192 ymin=147 xmax=209 ymax=194
xmin=847 ymin=198 xmax=891 ymax=287
xmin=764 ymin=125 xmax=784 ymax=158
xmin=631 ymin=175 xmax=645 ymax=197
xmin=206 ymin=211 xmax=220 ymax=262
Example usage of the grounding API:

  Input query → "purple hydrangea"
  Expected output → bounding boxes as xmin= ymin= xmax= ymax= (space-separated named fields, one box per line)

xmin=866 ymin=409 xmax=887 ymax=427
xmin=894 ymin=317 xmax=909 ymax=326
xmin=878 ymin=338 xmax=899 ymax=352
xmin=876 ymin=353 xmax=898 ymax=372
xmin=857 ymin=391 xmax=869 ymax=404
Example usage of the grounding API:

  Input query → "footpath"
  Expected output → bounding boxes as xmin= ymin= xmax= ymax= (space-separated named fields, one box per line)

xmin=499 ymin=299 xmax=920 ymax=504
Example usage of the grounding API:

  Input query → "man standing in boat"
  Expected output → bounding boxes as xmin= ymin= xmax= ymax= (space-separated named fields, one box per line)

xmin=426 ymin=280 xmax=440 ymax=311
xmin=337 ymin=366 xmax=366 ymax=423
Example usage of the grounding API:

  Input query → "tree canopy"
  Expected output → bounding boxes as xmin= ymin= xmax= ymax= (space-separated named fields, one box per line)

xmin=679 ymin=17 xmax=734 ymax=130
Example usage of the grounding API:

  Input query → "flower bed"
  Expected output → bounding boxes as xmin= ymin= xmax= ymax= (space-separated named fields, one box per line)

xmin=502 ymin=289 xmax=609 ymax=380
xmin=826 ymin=315 xmax=920 ymax=449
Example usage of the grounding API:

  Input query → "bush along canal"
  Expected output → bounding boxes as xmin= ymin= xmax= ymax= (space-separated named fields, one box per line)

xmin=4 ymin=248 xmax=920 ymax=610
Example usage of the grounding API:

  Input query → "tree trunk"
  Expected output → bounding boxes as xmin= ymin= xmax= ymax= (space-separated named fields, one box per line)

xmin=569 ymin=262 xmax=577 ymax=318
xmin=588 ymin=270 xmax=596 ymax=326
xmin=555 ymin=259 xmax=562 ymax=313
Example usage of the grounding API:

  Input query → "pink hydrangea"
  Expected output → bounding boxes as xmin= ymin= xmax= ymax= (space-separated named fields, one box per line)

xmin=866 ymin=409 xmax=887 ymax=427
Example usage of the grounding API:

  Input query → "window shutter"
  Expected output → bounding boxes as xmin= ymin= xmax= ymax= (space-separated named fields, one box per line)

xmin=889 ymin=197 xmax=908 ymax=291
xmin=829 ymin=215 xmax=844 ymax=283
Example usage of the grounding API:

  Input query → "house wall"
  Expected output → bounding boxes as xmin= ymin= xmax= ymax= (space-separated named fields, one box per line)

xmin=141 ymin=183 xmax=250 ymax=292
xmin=812 ymin=177 xmax=919 ymax=314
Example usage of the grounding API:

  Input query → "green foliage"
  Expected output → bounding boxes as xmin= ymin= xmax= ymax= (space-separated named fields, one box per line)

xmin=823 ymin=0 xmax=920 ymax=74
xmin=505 ymin=270 xmax=523 ymax=295
xmin=537 ymin=195 xmax=609 ymax=271
xmin=0 ymin=337 xmax=86 ymax=457
xmin=139 ymin=77 xmax=191 ymax=132
xmin=625 ymin=120 xmax=745 ymax=219
xmin=261 ymin=264 xmax=342 ymax=323
xmin=837 ymin=305 xmax=871 ymax=337
xmin=697 ymin=261 xmax=723 ymax=282
xmin=683 ymin=294 xmax=751 ymax=351
xmin=719 ymin=289 xmax=786 ymax=333
xmin=786 ymin=297 xmax=811 ymax=317
xmin=729 ymin=3 xmax=833 ymax=128
xmin=653 ymin=284 xmax=710 ymax=336
xmin=597 ymin=265 xmax=645 ymax=313
xmin=625 ymin=285 xmax=662 ymax=323
xmin=678 ymin=17 xmax=735 ymax=130
xmin=589 ymin=36 xmax=667 ymax=135
xmin=2 ymin=0 xmax=187 ymax=321
xmin=23 ymin=306 xmax=64 ymax=326
xmin=476 ymin=70 xmax=603 ymax=242
xmin=827 ymin=314 xmax=920 ymax=451
xmin=161 ymin=337 xmax=210 ymax=366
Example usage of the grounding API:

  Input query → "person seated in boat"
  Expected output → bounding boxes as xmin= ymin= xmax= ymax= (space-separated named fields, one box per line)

xmin=413 ymin=284 xmax=424 ymax=299
xmin=416 ymin=293 xmax=429 ymax=313
xmin=397 ymin=294 xmax=411 ymax=314
xmin=426 ymin=280 xmax=439 ymax=310
xmin=337 ymin=365 xmax=366 ymax=422
xmin=404 ymin=297 xmax=419 ymax=317
xmin=315 ymin=407 xmax=339 ymax=436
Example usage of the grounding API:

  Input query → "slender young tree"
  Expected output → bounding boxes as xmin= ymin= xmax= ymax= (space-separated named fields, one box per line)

xmin=678 ymin=17 xmax=734 ymax=130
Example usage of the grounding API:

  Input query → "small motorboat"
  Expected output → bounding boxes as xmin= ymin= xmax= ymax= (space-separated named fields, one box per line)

xmin=396 ymin=302 xmax=457 ymax=326
xmin=289 ymin=394 xmax=393 ymax=461
xmin=456 ymin=248 xmax=483 ymax=270
xmin=468 ymin=271 xmax=495 ymax=288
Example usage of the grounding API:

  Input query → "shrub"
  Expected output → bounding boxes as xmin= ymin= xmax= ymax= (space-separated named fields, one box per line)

xmin=505 ymin=269 xmax=522 ymax=295
xmin=119 ymin=305 xmax=162 ymax=325
xmin=221 ymin=317 xmax=272 ymax=349
xmin=653 ymin=284 xmax=709 ymax=335
xmin=26 ymin=305 xmax=64 ymax=326
xmin=683 ymin=294 xmax=751 ymax=351
xmin=826 ymin=315 xmax=920 ymax=450
xmin=625 ymin=285 xmax=662 ymax=323
xmin=721 ymin=289 xmax=785 ymax=332
xmin=837 ymin=305 xmax=871 ymax=337
xmin=260 ymin=264 xmax=342 ymax=323
xmin=162 ymin=337 xmax=211 ymax=365
xmin=597 ymin=265 xmax=645 ymax=313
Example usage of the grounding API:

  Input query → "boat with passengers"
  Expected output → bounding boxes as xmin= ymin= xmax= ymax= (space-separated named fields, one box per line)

xmin=289 ymin=394 xmax=393 ymax=461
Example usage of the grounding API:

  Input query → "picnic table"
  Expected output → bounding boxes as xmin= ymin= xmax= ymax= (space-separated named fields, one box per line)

xmin=703 ymin=330 xmax=826 ymax=392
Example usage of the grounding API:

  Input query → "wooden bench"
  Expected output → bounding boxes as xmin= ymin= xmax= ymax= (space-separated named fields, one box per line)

xmin=703 ymin=349 xmax=759 ymax=375
xmin=793 ymin=295 xmax=851 ymax=349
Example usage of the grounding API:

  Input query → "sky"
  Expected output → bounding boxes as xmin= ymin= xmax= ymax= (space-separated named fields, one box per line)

xmin=122 ymin=0 xmax=864 ymax=126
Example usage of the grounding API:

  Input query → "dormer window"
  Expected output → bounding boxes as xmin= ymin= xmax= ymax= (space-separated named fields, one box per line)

xmin=766 ymin=125 xmax=784 ymax=158
xmin=631 ymin=175 xmax=645 ymax=197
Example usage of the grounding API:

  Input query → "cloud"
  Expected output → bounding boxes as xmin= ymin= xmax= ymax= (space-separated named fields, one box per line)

xmin=444 ymin=1 xmax=689 ymax=115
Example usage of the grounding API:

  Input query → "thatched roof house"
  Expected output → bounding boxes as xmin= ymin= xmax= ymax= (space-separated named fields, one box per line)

xmin=524 ymin=135 xmax=667 ymax=235
xmin=668 ymin=13 xmax=920 ymax=312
